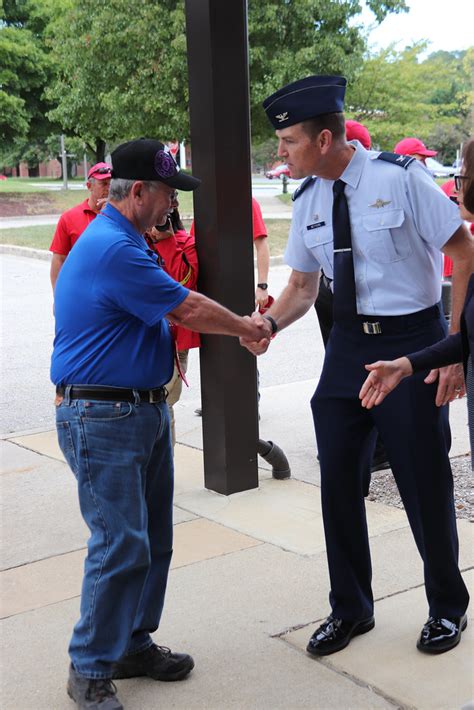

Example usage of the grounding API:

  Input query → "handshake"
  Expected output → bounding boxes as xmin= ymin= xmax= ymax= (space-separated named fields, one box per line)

xmin=239 ymin=311 xmax=275 ymax=356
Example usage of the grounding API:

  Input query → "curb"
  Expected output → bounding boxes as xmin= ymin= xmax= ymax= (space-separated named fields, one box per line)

xmin=0 ymin=244 xmax=52 ymax=261
xmin=0 ymin=243 xmax=286 ymax=267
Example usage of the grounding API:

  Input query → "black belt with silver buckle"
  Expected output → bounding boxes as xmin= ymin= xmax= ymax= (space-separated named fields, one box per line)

xmin=358 ymin=304 xmax=440 ymax=336
xmin=56 ymin=385 xmax=167 ymax=404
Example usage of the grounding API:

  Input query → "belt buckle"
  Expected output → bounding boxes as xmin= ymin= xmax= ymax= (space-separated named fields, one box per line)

xmin=363 ymin=321 xmax=382 ymax=335
xmin=149 ymin=388 xmax=162 ymax=404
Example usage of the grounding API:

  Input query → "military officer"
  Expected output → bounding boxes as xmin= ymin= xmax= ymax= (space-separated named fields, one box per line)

xmin=241 ymin=75 xmax=473 ymax=656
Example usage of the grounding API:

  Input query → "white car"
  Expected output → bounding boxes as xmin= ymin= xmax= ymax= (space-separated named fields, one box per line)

xmin=425 ymin=158 xmax=455 ymax=178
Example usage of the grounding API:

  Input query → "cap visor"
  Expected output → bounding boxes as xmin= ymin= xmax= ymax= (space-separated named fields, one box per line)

xmin=90 ymin=173 xmax=112 ymax=180
xmin=422 ymin=149 xmax=437 ymax=157
xmin=165 ymin=172 xmax=201 ymax=191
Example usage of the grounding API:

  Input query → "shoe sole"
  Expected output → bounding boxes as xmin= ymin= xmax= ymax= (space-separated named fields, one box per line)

xmin=113 ymin=659 xmax=195 ymax=682
xmin=306 ymin=618 xmax=375 ymax=657
xmin=416 ymin=617 xmax=467 ymax=654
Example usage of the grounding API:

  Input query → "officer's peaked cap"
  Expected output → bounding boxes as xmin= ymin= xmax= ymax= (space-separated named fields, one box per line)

xmin=263 ymin=75 xmax=347 ymax=129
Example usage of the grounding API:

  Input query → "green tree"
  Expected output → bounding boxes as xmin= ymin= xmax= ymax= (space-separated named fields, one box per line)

xmin=46 ymin=0 xmax=408 ymax=160
xmin=0 ymin=0 xmax=66 ymax=167
xmin=346 ymin=44 xmax=473 ymax=156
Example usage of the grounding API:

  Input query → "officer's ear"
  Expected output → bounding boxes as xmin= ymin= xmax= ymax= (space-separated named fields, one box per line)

xmin=318 ymin=129 xmax=333 ymax=154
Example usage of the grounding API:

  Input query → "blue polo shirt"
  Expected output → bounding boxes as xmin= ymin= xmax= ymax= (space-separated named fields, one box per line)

xmin=51 ymin=203 xmax=189 ymax=388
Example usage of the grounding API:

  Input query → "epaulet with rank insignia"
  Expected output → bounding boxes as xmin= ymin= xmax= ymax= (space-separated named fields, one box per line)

xmin=376 ymin=152 xmax=416 ymax=169
xmin=292 ymin=176 xmax=317 ymax=201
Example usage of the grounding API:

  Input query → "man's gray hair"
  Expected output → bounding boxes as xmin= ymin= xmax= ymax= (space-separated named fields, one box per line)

xmin=109 ymin=178 xmax=160 ymax=201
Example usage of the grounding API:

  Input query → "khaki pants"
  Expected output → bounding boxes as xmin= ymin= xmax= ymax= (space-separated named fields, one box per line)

xmin=165 ymin=349 xmax=189 ymax=448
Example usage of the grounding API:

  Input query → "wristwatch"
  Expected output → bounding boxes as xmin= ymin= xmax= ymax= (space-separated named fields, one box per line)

xmin=263 ymin=315 xmax=278 ymax=335
xmin=257 ymin=282 xmax=268 ymax=290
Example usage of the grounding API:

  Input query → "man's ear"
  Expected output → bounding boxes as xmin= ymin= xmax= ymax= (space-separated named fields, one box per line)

xmin=319 ymin=129 xmax=333 ymax=154
xmin=131 ymin=181 xmax=145 ymax=200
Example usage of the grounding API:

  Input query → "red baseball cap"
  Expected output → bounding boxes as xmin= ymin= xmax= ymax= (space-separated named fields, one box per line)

xmin=346 ymin=120 xmax=371 ymax=150
xmin=88 ymin=162 xmax=113 ymax=180
xmin=393 ymin=137 xmax=437 ymax=158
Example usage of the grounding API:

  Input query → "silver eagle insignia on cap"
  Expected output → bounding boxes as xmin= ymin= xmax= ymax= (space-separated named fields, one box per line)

xmin=275 ymin=112 xmax=289 ymax=123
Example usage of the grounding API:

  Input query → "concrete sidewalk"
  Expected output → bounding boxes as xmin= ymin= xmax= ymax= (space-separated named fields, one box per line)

xmin=1 ymin=427 xmax=473 ymax=710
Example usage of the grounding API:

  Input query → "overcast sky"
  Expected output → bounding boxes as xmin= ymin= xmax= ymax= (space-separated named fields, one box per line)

xmin=359 ymin=0 xmax=473 ymax=54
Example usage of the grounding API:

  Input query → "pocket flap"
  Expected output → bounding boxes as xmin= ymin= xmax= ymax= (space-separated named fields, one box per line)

xmin=362 ymin=208 xmax=405 ymax=232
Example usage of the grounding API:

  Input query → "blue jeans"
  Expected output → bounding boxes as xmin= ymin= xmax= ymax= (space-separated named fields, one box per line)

xmin=56 ymin=392 xmax=174 ymax=679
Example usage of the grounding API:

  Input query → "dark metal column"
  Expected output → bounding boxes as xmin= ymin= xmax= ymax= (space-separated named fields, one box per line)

xmin=185 ymin=0 xmax=259 ymax=495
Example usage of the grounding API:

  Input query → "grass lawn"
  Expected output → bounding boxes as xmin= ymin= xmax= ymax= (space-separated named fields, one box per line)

xmin=0 ymin=182 xmax=196 ymax=218
xmin=0 ymin=224 xmax=56 ymax=249
xmin=1 ymin=218 xmax=292 ymax=256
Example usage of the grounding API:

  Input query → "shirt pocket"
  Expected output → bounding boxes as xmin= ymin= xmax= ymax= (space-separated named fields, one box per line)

xmin=303 ymin=223 xmax=333 ymax=274
xmin=360 ymin=208 xmax=411 ymax=263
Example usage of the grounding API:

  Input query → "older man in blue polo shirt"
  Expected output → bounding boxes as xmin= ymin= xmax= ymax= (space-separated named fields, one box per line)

xmin=52 ymin=138 xmax=269 ymax=710
xmin=241 ymin=76 xmax=473 ymax=659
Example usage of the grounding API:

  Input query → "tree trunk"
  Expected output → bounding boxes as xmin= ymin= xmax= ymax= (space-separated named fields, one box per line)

xmin=95 ymin=139 xmax=106 ymax=163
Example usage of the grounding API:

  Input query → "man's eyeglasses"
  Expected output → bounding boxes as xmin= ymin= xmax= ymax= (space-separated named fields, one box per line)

xmin=454 ymin=174 xmax=467 ymax=192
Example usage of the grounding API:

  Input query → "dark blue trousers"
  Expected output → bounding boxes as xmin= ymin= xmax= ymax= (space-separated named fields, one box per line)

xmin=311 ymin=308 xmax=469 ymax=621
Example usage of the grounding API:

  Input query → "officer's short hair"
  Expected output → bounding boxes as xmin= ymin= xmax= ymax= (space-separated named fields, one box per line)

xmin=301 ymin=113 xmax=345 ymax=141
xmin=462 ymin=138 xmax=474 ymax=214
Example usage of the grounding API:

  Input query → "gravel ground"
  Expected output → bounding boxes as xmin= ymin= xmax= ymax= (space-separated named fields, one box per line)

xmin=367 ymin=455 xmax=474 ymax=521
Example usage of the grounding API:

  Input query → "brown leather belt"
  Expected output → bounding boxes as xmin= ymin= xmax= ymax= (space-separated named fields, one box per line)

xmin=56 ymin=385 xmax=167 ymax=404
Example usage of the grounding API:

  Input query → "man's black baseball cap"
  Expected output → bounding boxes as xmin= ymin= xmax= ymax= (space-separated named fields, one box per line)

xmin=111 ymin=138 xmax=201 ymax=191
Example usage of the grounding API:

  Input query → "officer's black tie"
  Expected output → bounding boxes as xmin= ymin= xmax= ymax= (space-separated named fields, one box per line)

xmin=332 ymin=179 xmax=357 ymax=321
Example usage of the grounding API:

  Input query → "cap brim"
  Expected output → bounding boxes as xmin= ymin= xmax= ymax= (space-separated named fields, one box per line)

xmin=89 ymin=173 xmax=112 ymax=180
xmin=164 ymin=172 xmax=201 ymax=191
xmin=421 ymin=149 xmax=437 ymax=157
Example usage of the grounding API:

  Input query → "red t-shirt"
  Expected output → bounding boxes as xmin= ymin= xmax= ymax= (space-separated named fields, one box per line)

xmin=145 ymin=229 xmax=200 ymax=351
xmin=190 ymin=197 xmax=267 ymax=240
xmin=49 ymin=199 xmax=98 ymax=255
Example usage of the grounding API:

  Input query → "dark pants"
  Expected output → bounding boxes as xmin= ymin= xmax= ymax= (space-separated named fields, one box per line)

xmin=315 ymin=274 xmax=388 ymax=486
xmin=311 ymin=311 xmax=469 ymax=621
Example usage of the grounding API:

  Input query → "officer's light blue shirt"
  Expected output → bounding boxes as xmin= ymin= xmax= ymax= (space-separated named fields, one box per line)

xmin=51 ymin=203 xmax=188 ymax=388
xmin=285 ymin=141 xmax=463 ymax=315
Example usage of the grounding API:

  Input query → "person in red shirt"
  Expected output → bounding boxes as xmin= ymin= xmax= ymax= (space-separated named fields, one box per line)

xmin=145 ymin=192 xmax=200 ymax=446
xmin=190 ymin=197 xmax=270 ymax=309
xmin=49 ymin=162 xmax=112 ymax=290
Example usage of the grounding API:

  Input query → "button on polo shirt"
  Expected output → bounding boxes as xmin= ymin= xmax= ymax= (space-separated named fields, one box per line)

xmin=49 ymin=199 xmax=98 ymax=256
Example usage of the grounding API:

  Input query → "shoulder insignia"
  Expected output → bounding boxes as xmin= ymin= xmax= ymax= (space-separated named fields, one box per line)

xmin=292 ymin=176 xmax=317 ymax=201
xmin=376 ymin=152 xmax=416 ymax=169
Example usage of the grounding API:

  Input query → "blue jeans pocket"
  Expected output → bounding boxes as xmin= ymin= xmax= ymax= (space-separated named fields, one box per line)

xmin=57 ymin=420 xmax=79 ymax=477
xmin=80 ymin=401 xmax=133 ymax=421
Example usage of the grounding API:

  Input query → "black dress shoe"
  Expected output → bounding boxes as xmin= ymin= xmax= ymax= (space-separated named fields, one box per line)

xmin=307 ymin=614 xmax=375 ymax=656
xmin=67 ymin=665 xmax=123 ymax=709
xmin=417 ymin=615 xmax=467 ymax=654
xmin=112 ymin=644 xmax=194 ymax=681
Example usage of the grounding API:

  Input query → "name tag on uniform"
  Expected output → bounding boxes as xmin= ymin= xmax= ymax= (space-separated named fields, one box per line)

xmin=306 ymin=221 xmax=326 ymax=230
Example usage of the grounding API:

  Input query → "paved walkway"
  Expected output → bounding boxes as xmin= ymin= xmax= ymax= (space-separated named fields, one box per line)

xmin=1 ymin=425 xmax=473 ymax=709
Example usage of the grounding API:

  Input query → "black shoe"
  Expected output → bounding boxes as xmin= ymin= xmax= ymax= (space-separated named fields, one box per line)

xmin=112 ymin=644 xmax=194 ymax=681
xmin=67 ymin=665 xmax=123 ymax=709
xmin=307 ymin=615 xmax=375 ymax=656
xmin=417 ymin=615 xmax=467 ymax=654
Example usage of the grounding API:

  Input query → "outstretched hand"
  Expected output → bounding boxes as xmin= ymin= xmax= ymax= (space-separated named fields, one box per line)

xmin=359 ymin=357 xmax=413 ymax=409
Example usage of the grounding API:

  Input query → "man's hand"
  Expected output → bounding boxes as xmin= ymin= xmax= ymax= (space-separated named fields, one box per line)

xmin=426 ymin=363 xmax=465 ymax=406
xmin=255 ymin=287 xmax=269 ymax=309
xmin=359 ymin=357 xmax=413 ymax=409
xmin=240 ymin=312 xmax=272 ymax=356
